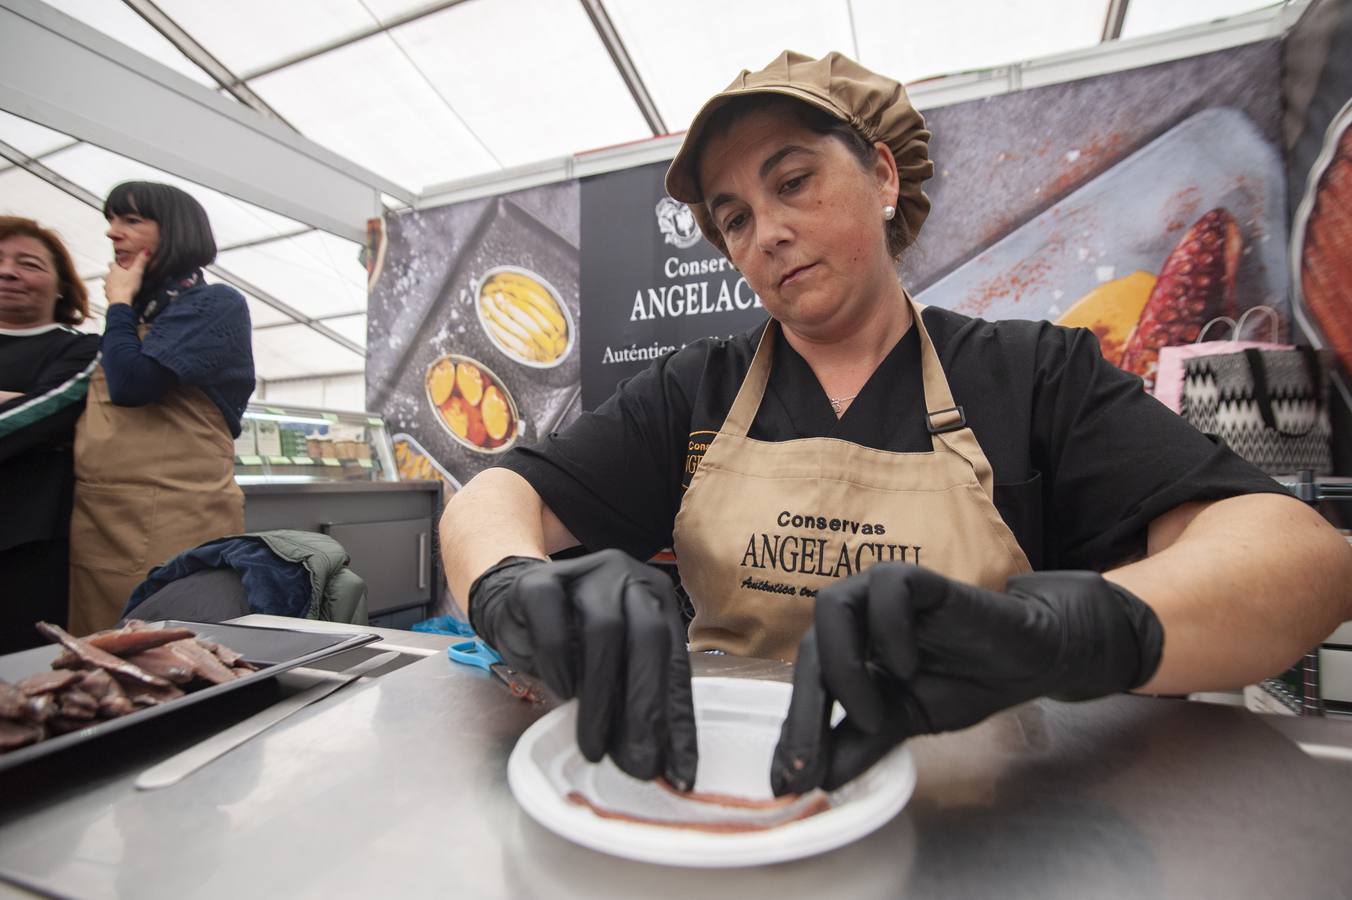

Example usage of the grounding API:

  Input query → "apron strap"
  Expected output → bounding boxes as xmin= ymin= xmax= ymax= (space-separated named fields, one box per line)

xmin=719 ymin=297 xmax=997 ymax=499
xmin=719 ymin=321 xmax=776 ymax=438
xmin=908 ymin=296 xmax=995 ymax=499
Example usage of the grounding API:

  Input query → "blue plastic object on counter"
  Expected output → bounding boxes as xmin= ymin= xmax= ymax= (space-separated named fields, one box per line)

xmin=447 ymin=638 xmax=504 ymax=670
xmin=410 ymin=615 xmax=475 ymax=637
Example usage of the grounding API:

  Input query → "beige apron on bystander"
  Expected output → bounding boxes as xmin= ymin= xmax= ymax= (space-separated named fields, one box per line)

xmin=67 ymin=329 xmax=243 ymax=634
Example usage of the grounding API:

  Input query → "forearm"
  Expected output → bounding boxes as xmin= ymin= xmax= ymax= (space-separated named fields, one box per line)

xmin=439 ymin=467 xmax=578 ymax=612
xmin=101 ymin=306 xmax=176 ymax=405
xmin=0 ymin=400 xmax=83 ymax=462
xmin=1106 ymin=493 xmax=1352 ymax=693
xmin=0 ymin=354 xmax=95 ymax=462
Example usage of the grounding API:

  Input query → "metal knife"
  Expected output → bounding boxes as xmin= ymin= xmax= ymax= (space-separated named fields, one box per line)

xmin=136 ymin=650 xmax=400 ymax=790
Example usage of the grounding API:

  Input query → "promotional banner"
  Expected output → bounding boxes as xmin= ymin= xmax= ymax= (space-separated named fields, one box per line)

xmin=579 ymin=163 xmax=766 ymax=408
xmin=368 ymin=39 xmax=1296 ymax=476
xmin=916 ymin=41 xmax=1288 ymax=392
xmin=573 ymin=43 xmax=1288 ymax=401
xmin=366 ymin=183 xmax=581 ymax=493
xmin=910 ymin=43 xmax=1284 ymax=291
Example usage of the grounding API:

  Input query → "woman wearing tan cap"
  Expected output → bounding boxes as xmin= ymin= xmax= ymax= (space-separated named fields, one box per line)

xmin=441 ymin=52 xmax=1352 ymax=794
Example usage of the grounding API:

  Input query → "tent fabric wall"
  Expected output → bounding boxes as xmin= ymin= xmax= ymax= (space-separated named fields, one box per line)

xmin=367 ymin=37 xmax=1301 ymax=488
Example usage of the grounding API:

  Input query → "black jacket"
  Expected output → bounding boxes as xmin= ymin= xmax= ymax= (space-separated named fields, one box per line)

xmin=0 ymin=325 xmax=100 ymax=550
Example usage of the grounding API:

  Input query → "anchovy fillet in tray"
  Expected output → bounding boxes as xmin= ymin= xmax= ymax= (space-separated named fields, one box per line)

xmin=0 ymin=620 xmax=378 ymax=772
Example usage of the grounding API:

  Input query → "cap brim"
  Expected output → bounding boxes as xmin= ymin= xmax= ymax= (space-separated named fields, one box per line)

xmin=664 ymin=84 xmax=849 ymax=204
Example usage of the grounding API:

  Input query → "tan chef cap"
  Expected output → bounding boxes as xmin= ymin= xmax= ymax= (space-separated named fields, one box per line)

xmin=665 ymin=50 xmax=934 ymax=255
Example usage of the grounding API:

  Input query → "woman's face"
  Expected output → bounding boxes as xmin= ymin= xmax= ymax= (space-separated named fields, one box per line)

xmin=105 ymin=210 xmax=161 ymax=268
xmin=698 ymin=108 xmax=899 ymax=338
xmin=0 ymin=234 xmax=61 ymax=328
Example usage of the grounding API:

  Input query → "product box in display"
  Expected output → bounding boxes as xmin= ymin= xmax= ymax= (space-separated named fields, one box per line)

xmin=233 ymin=418 xmax=257 ymax=458
xmin=254 ymin=420 xmax=282 ymax=457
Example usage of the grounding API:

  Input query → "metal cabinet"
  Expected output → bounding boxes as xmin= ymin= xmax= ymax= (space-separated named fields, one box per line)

xmin=242 ymin=481 xmax=442 ymax=628
xmin=323 ymin=517 xmax=431 ymax=617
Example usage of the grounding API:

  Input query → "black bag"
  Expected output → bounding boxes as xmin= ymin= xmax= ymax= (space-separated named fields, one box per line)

xmin=1180 ymin=347 xmax=1333 ymax=476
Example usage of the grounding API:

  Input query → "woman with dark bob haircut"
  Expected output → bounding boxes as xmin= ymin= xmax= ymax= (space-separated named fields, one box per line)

xmin=0 ymin=217 xmax=100 ymax=650
xmin=68 ymin=181 xmax=255 ymax=634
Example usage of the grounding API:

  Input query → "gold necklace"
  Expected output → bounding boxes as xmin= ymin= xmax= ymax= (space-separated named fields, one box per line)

xmin=828 ymin=394 xmax=858 ymax=415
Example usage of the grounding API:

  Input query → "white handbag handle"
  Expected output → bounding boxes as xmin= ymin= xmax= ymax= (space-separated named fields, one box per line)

xmin=1195 ymin=316 xmax=1236 ymax=343
xmin=1235 ymin=305 xmax=1280 ymax=343
xmin=1193 ymin=305 xmax=1281 ymax=344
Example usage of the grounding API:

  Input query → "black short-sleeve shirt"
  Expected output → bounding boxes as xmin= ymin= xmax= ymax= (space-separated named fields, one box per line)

xmin=499 ymin=306 xmax=1283 ymax=571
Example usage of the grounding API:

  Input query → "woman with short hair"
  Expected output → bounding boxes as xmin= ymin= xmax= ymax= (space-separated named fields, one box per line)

xmin=68 ymin=181 xmax=255 ymax=634
xmin=0 ymin=217 xmax=99 ymax=650
xmin=440 ymin=52 xmax=1352 ymax=794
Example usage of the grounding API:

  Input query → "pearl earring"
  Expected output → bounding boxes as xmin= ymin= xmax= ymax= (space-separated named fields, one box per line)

xmin=882 ymin=205 xmax=896 ymax=221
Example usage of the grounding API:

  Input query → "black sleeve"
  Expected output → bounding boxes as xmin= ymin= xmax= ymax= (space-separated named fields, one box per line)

xmin=495 ymin=349 xmax=697 ymax=560
xmin=1031 ymin=323 xmax=1286 ymax=570
xmin=101 ymin=304 xmax=178 ymax=405
xmin=0 ymin=334 xmax=100 ymax=463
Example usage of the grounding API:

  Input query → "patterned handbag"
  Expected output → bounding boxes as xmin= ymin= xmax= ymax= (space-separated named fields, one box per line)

xmin=1180 ymin=347 xmax=1333 ymax=476
xmin=1154 ymin=307 xmax=1285 ymax=413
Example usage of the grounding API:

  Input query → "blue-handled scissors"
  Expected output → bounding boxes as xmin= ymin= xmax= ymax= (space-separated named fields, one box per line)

xmin=447 ymin=639 xmax=543 ymax=703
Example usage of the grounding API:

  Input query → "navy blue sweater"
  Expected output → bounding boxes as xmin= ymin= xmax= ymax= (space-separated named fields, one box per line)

xmin=102 ymin=304 xmax=177 ymax=404
xmin=100 ymin=281 xmax=255 ymax=436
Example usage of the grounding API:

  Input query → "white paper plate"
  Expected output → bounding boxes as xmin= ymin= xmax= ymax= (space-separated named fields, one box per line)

xmin=507 ymin=677 xmax=915 ymax=867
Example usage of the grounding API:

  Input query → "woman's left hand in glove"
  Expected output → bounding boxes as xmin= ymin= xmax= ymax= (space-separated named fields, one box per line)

xmin=771 ymin=563 xmax=1164 ymax=796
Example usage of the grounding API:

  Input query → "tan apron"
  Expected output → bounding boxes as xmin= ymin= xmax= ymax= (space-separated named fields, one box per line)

xmin=672 ymin=295 xmax=1031 ymax=661
xmin=68 ymin=330 xmax=244 ymax=635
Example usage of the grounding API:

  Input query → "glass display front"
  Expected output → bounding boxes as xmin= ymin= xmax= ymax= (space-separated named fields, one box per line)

xmin=234 ymin=402 xmax=397 ymax=484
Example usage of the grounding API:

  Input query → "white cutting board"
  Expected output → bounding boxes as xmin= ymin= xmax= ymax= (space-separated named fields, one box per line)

xmin=915 ymin=107 xmax=1289 ymax=323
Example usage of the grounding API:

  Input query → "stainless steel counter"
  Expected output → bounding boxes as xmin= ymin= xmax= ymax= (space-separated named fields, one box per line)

xmin=2 ymin=616 xmax=1351 ymax=899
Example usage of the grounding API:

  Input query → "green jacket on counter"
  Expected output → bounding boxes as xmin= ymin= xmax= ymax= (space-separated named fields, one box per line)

xmin=257 ymin=529 xmax=369 ymax=625
xmin=121 ymin=529 xmax=369 ymax=626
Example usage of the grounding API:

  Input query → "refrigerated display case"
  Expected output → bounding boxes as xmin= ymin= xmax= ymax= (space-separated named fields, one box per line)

xmin=234 ymin=402 xmax=397 ymax=484
xmin=234 ymin=402 xmax=443 ymax=627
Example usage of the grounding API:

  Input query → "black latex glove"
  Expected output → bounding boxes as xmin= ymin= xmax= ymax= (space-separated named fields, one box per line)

xmin=469 ymin=549 xmax=698 ymax=789
xmin=771 ymin=564 xmax=1164 ymax=796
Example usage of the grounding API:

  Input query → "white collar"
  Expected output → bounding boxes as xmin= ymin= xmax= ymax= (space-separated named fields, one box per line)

xmin=0 ymin=323 xmax=73 ymax=337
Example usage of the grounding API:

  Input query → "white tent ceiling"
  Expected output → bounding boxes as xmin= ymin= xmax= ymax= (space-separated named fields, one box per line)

xmin=0 ymin=0 xmax=1282 ymax=382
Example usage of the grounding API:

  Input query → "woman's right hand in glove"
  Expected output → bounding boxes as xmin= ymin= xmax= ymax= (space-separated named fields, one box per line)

xmin=771 ymin=563 xmax=1164 ymax=796
xmin=468 ymin=549 xmax=698 ymax=790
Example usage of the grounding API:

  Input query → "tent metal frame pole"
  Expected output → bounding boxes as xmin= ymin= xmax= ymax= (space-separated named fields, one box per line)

xmin=0 ymin=0 xmax=407 ymax=235
xmin=233 ymin=0 xmax=473 ymax=83
xmin=119 ymin=0 xmax=293 ymax=129
xmin=579 ymin=0 xmax=667 ymax=136
xmin=1102 ymin=0 xmax=1131 ymax=42
xmin=0 ymin=138 xmax=365 ymax=359
xmin=120 ymin=0 xmax=295 ymax=130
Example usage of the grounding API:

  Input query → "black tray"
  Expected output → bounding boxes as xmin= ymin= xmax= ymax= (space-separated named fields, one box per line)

xmin=0 ymin=620 xmax=379 ymax=772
